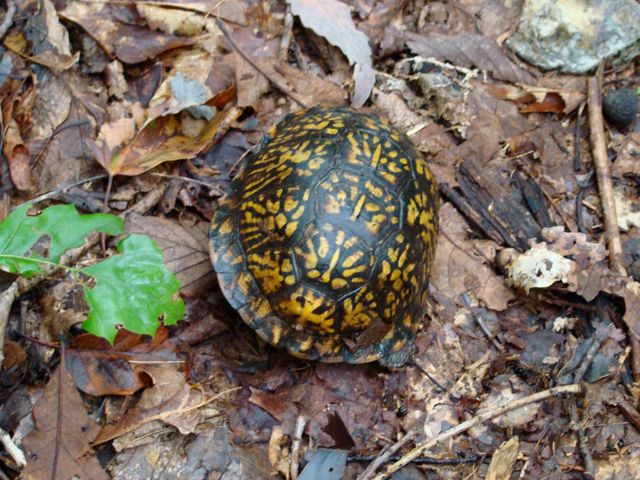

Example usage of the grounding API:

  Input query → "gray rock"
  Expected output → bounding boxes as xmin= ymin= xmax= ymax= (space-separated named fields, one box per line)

xmin=506 ymin=0 xmax=640 ymax=74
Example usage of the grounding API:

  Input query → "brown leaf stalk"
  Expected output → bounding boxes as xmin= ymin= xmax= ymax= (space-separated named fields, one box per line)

xmin=587 ymin=76 xmax=626 ymax=276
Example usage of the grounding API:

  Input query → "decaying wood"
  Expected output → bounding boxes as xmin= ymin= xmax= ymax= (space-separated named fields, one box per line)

xmin=442 ymin=158 xmax=543 ymax=251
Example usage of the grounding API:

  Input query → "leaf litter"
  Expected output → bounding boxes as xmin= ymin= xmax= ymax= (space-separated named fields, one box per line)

xmin=0 ymin=0 xmax=639 ymax=479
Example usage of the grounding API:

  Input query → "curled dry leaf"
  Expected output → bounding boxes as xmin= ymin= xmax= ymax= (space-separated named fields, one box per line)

xmin=268 ymin=426 xmax=291 ymax=478
xmin=406 ymin=32 xmax=536 ymax=86
xmin=486 ymin=437 xmax=520 ymax=480
xmin=288 ymin=0 xmax=374 ymax=107
xmin=2 ymin=119 xmax=34 ymax=191
xmin=504 ymin=228 xmax=609 ymax=302
xmin=3 ymin=33 xmax=79 ymax=74
xmin=505 ymin=244 xmax=573 ymax=293
xmin=487 ymin=83 xmax=585 ymax=115
xmin=95 ymin=106 xmax=242 ymax=176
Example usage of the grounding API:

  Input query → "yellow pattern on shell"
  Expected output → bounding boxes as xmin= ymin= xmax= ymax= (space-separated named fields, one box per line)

xmin=209 ymin=106 xmax=439 ymax=365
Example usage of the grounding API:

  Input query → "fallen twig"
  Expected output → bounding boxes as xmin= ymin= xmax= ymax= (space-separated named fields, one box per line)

xmin=0 ymin=0 xmax=16 ymax=41
xmin=366 ymin=384 xmax=583 ymax=479
xmin=279 ymin=7 xmax=294 ymax=62
xmin=564 ymin=336 xmax=602 ymax=479
xmin=290 ymin=415 xmax=308 ymax=480
xmin=587 ymin=75 xmax=625 ymax=276
xmin=0 ymin=282 xmax=18 ymax=370
xmin=215 ymin=17 xmax=308 ymax=109
xmin=357 ymin=426 xmax=420 ymax=480
xmin=0 ymin=426 xmax=26 ymax=468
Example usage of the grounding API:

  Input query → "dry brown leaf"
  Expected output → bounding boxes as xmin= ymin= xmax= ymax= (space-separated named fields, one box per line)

xmin=236 ymin=52 xmax=270 ymax=108
xmin=450 ymin=351 xmax=491 ymax=399
xmin=541 ymin=227 xmax=607 ymax=267
xmin=22 ymin=360 xmax=106 ymax=480
xmin=3 ymin=32 xmax=79 ymax=74
xmin=2 ymin=119 xmax=34 ymax=191
xmin=406 ymin=33 xmax=536 ymax=86
xmin=248 ymin=387 xmax=297 ymax=422
xmin=610 ymin=132 xmax=640 ymax=178
xmin=3 ymin=0 xmax=79 ymax=75
xmin=125 ymin=214 xmax=214 ymax=298
xmin=268 ymin=427 xmax=290 ymax=478
xmin=157 ymin=0 xmax=247 ymax=24
xmin=486 ymin=437 xmax=520 ymax=480
xmin=137 ymin=4 xmax=206 ymax=36
xmin=288 ymin=0 xmax=374 ymax=107
xmin=269 ymin=60 xmax=346 ymax=106
xmin=94 ymin=106 xmax=242 ymax=176
xmin=482 ymin=375 xmax=539 ymax=428
xmin=431 ymin=203 xmax=515 ymax=312
xmin=611 ymin=280 xmax=640 ymax=347
xmin=32 ymin=0 xmax=72 ymax=55
xmin=487 ymin=83 xmax=585 ymax=115
xmin=60 ymin=2 xmax=196 ymax=64
xmin=98 ymin=117 xmax=137 ymax=153
xmin=94 ymin=383 xmax=213 ymax=444
xmin=147 ymin=49 xmax=235 ymax=120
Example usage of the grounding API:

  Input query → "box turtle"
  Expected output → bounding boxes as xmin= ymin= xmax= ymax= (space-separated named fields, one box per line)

xmin=209 ymin=106 xmax=438 ymax=367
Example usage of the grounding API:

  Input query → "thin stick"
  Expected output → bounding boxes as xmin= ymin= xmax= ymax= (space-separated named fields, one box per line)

xmin=215 ymin=17 xmax=308 ymax=109
xmin=279 ymin=7 xmax=294 ymax=62
xmin=370 ymin=384 xmax=583 ymax=479
xmin=587 ymin=75 xmax=626 ymax=276
xmin=24 ymin=174 xmax=108 ymax=206
xmin=290 ymin=415 xmax=308 ymax=480
xmin=0 ymin=282 xmax=18 ymax=366
xmin=0 ymin=0 xmax=16 ymax=41
xmin=357 ymin=427 xmax=420 ymax=480
xmin=410 ymin=358 xmax=448 ymax=393
xmin=0 ymin=427 xmax=26 ymax=467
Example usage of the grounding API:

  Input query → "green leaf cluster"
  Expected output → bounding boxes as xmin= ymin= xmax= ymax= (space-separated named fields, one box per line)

xmin=0 ymin=204 xmax=184 ymax=342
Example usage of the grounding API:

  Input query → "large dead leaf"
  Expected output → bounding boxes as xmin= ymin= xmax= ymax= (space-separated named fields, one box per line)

xmin=126 ymin=214 xmax=215 ymax=297
xmin=406 ymin=33 xmax=536 ymax=85
xmin=66 ymin=330 xmax=172 ymax=396
xmin=22 ymin=358 xmax=107 ymax=480
xmin=431 ymin=203 xmax=515 ymax=312
xmin=94 ymin=106 xmax=242 ymax=176
xmin=94 ymin=383 xmax=218 ymax=444
xmin=288 ymin=0 xmax=374 ymax=107
xmin=60 ymin=3 xmax=195 ymax=64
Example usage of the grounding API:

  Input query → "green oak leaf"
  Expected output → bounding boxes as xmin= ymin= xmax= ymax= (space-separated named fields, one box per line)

xmin=0 ymin=204 xmax=124 ymax=276
xmin=81 ymin=234 xmax=185 ymax=343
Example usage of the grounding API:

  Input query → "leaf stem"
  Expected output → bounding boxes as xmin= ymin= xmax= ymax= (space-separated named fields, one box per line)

xmin=0 ymin=255 xmax=82 ymax=274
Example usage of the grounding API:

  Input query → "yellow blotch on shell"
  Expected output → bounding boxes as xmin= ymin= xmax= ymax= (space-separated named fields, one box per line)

xmin=285 ymin=222 xmax=298 ymax=237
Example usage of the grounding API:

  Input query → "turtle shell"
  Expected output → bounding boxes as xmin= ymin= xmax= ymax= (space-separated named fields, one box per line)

xmin=209 ymin=106 xmax=438 ymax=365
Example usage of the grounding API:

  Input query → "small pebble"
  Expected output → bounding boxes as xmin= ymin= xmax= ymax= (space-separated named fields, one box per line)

xmin=602 ymin=88 xmax=638 ymax=129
